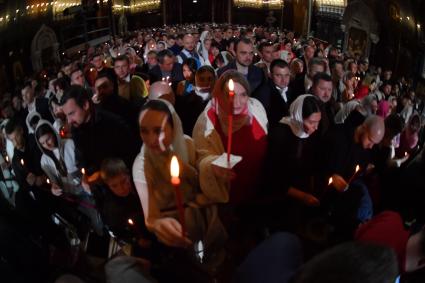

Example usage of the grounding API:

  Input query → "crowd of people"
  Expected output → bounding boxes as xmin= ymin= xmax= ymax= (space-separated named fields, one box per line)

xmin=1 ymin=22 xmax=425 ymax=282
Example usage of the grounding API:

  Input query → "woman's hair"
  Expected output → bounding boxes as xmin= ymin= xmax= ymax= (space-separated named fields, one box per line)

xmin=35 ymin=123 xmax=67 ymax=177
xmin=35 ymin=123 xmax=57 ymax=147
xmin=183 ymin=58 xmax=198 ymax=74
xmin=213 ymin=70 xmax=251 ymax=98
xmin=139 ymin=99 xmax=174 ymax=128
xmin=100 ymin=158 xmax=129 ymax=182
xmin=302 ymin=96 xmax=321 ymax=119
xmin=384 ymin=113 xmax=404 ymax=140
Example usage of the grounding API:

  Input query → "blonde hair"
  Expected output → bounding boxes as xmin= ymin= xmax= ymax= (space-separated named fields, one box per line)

xmin=212 ymin=70 xmax=251 ymax=99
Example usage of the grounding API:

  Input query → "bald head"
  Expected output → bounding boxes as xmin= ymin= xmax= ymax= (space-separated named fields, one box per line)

xmin=183 ymin=34 xmax=195 ymax=52
xmin=356 ymin=115 xmax=385 ymax=149
xmin=148 ymin=81 xmax=175 ymax=105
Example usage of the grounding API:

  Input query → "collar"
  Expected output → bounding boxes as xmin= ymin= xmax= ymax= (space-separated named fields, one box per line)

xmin=124 ymin=74 xmax=131 ymax=83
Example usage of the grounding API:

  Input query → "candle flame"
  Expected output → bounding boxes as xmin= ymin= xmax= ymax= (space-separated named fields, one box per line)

xmin=81 ymin=168 xmax=85 ymax=175
xmin=328 ymin=177 xmax=333 ymax=185
xmin=20 ymin=159 xmax=24 ymax=166
xmin=128 ymin=218 xmax=134 ymax=225
xmin=47 ymin=178 xmax=50 ymax=184
xmin=170 ymin=156 xmax=180 ymax=178
xmin=90 ymin=68 xmax=94 ymax=72
xmin=228 ymin=79 xmax=234 ymax=92
xmin=355 ymin=165 xmax=360 ymax=173
xmin=405 ymin=152 xmax=408 ymax=157
xmin=5 ymin=156 xmax=9 ymax=163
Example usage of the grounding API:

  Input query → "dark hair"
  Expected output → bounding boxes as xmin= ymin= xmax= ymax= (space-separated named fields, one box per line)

xmin=384 ymin=114 xmax=404 ymax=140
xmin=70 ymin=68 xmax=83 ymax=78
xmin=270 ymin=59 xmax=289 ymax=73
xmin=140 ymin=99 xmax=174 ymax=128
xmin=53 ymin=77 xmax=70 ymax=92
xmin=302 ymin=96 xmax=321 ymax=119
xmin=292 ymin=242 xmax=398 ymax=283
xmin=157 ymin=49 xmax=175 ymax=64
xmin=183 ymin=58 xmax=198 ymax=74
xmin=258 ymin=41 xmax=274 ymax=52
xmin=5 ymin=118 xmax=23 ymax=135
xmin=312 ymin=72 xmax=332 ymax=87
xmin=35 ymin=123 xmax=67 ymax=176
xmin=100 ymin=158 xmax=129 ymax=181
xmin=196 ymin=65 xmax=216 ymax=77
xmin=29 ymin=115 xmax=41 ymax=130
xmin=60 ymin=85 xmax=90 ymax=108
xmin=235 ymin=37 xmax=253 ymax=52
xmin=113 ymin=55 xmax=130 ymax=65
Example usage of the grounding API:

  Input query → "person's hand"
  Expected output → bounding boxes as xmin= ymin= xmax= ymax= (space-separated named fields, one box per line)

xmin=211 ymin=164 xmax=236 ymax=182
xmin=331 ymin=174 xmax=348 ymax=192
xmin=51 ymin=183 xmax=63 ymax=196
xmin=26 ymin=173 xmax=36 ymax=186
xmin=152 ymin=217 xmax=192 ymax=248
xmin=302 ymin=193 xmax=320 ymax=207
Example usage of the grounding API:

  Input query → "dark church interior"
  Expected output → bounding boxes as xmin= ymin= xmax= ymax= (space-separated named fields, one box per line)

xmin=1 ymin=0 xmax=425 ymax=282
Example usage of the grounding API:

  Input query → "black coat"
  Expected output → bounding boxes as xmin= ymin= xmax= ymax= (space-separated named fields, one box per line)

xmin=174 ymin=91 xmax=209 ymax=136
xmin=254 ymin=80 xmax=291 ymax=127
xmin=71 ymin=109 xmax=141 ymax=174
xmin=24 ymin=97 xmax=54 ymax=124
xmin=288 ymin=74 xmax=308 ymax=102
xmin=217 ymin=61 xmax=265 ymax=94
xmin=148 ymin=63 xmax=184 ymax=90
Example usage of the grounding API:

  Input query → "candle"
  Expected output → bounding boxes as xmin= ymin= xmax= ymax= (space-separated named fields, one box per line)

xmin=227 ymin=79 xmax=235 ymax=166
xmin=5 ymin=155 xmax=9 ymax=163
xmin=47 ymin=178 xmax=50 ymax=184
xmin=170 ymin=155 xmax=186 ymax=237
xmin=81 ymin=168 xmax=86 ymax=176
xmin=328 ymin=177 xmax=333 ymax=186
xmin=405 ymin=152 xmax=408 ymax=157
xmin=20 ymin=159 xmax=24 ymax=166
xmin=347 ymin=165 xmax=360 ymax=184
xmin=128 ymin=218 xmax=134 ymax=225
xmin=90 ymin=68 xmax=94 ymax=72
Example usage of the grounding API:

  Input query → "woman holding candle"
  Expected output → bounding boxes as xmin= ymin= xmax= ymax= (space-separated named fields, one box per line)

xmin=133 ymin=99 xmax=226 ymax=251
xmin=35 ymin=120 xmax=103 ymax=235
xmin=267 ymin=95 xmax=322 ymax=207
xmin=192 ymin=70 xmax=268 ymax=210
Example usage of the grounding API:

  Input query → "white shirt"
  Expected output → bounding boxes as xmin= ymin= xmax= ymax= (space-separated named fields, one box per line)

xmin=27 ymin=100 xmax=36 ymax=113
xmin=236 ymin=61 xmax=249 ymax=76
xmin=276 ymin=86 xmax=288 ymax=103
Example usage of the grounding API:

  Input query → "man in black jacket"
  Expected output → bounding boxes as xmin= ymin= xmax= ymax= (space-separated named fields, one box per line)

xmin=61 ymin=85 xmax=140 ymax=175
xmin=21 ymin=82 xmax=53 ymax=124
xmin=217 ymin=37 xmax=265 ymax=93
xmin=148 ymin=49 xmax=184 ymax=90
xmin=254 ymin=59 xmax=292 ymax=127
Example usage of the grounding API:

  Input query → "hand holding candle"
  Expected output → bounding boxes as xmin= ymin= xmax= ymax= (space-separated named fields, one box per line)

xmin=170 ymin=155 xmax=186 ymax=238
xmin=227 ymin=79 xmax=235 ymax=166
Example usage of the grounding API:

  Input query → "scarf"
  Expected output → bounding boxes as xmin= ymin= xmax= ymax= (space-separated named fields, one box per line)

xmin=280 ymin=94 xmax=315 ymax=139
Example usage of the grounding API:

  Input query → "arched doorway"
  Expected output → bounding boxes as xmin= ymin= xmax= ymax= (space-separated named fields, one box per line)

xmin=31 ymin=25 xmax=61 ymax=72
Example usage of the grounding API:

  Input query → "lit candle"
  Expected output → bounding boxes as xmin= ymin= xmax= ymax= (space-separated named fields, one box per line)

xmin=227 ymin=79 xmax=235 ymax=166
xmin=20 ymin=159 xmax=24 ymax=166
xmin=5 ymin=155 xmax=9 ymax=163
xmin=405 ymin=152 xmax=408 ymax=157
xmin=47 ymin=178 xmax=50 ymax=184
xmin=128 ymin=218 xmax=134 ymax=225
xmin=170 ymin=155 xmax=186 ymax=237
xmin=81 ymin=168 xmax=86 ymax=176
xmin=328 ymin=177 xmax=333 ymax=186
xmin=90 ymin=68 xmax=94 ymax=72
xmin=347 ymin=165 xmax=360 ymax=184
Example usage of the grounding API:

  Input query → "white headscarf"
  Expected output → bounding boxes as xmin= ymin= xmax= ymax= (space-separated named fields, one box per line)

xmin=138 ymin=99 xmax=189 ymax=163
xmin=280 ymin=94 xmax=315 ymax=139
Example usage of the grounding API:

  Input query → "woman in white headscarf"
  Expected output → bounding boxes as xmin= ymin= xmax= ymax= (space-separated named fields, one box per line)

xmin=266 ymin=94 xmax=322 ymax=207
xmin=132 ymin=99 xmax=226 ymax=253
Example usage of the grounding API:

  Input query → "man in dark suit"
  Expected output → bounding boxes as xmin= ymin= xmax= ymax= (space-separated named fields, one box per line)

xmin=254 ymin=59 xmax=292 ymax=127
xmin=289 ymin=57 xmax=327 ymax=101
xmin=217 ymin=37 xmax=265 ymax=94
xmin=21 ymin=82 xmax=54 ymax=125
xmin=148 ymin=49 xmax=184 ymax=91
